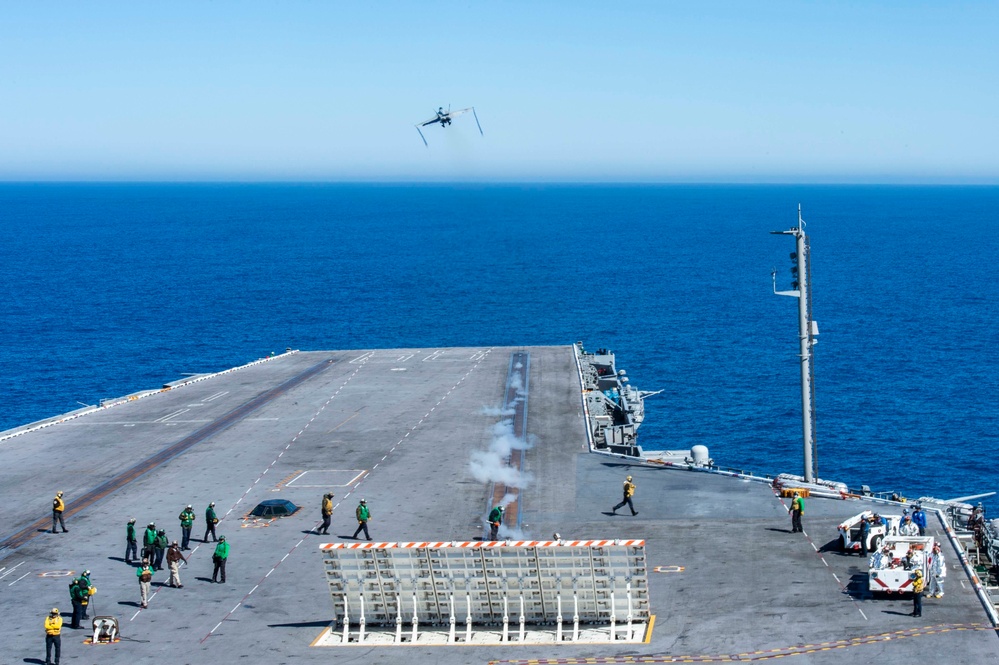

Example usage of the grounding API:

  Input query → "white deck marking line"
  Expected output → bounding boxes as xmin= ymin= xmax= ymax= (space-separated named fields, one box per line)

xmin=822 ymin=558 xmax=829 ymax=567
xmin=858 ymin=608 xmax=868 ymax=620
xmin=372 ymin=464 xmax=379 ymax=470
xmin=265 ymin=569 xmax=274 ymax=578
xmin=0 ymin=562 xmax=24 ymax=579
xmin=296 ymin=539 xmax=305 ymax=547
xmin=381 ymin=456 xmax=387 ymax=461
xmin=281 ymin=553 xmax=290 ymax=562
xmin=8 ymin=572 xmax=30 ymax=585
xmin=131 ymin=611 xmax=141 ymax=621
xmin=211 ymin=620 xmax=223 ymax=633
xmin=832 ymin=573 xmax=841 ymax=584
xmin=249 ymin=584 xmax=259 ymax=595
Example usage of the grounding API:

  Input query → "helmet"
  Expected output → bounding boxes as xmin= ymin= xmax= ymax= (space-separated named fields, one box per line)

xmin=553 ymin=532 xmax=561 ymax=540
xmin=186 ymin=505 xmax=192 ymax=509
xmin=51 ymin=608 xmax=60 ymax=615
xmin=56 ymin=491 xmax=64 ymax=497
xmin=220 ymin=535 xmax=226 ymax=541
xmin=210 ymin=502 xmax=215 ymax=507
xmin=83 ymin=570 xmax=90 ymax=576
xmin=128 ymin=518 xmax=136 ymax=524
xmin=158 ymin=529 xmax=165 ymax=535
xmin=360 ymin=499 xmax=366 ymax=504
xmin=626 ymin=476 xmax=632 ymax=481
xmin=148 ymin=522 xmax=155 ymax=527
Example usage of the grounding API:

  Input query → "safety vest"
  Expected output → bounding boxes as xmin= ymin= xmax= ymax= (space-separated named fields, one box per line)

xmin=45 ymin=615 xmax=62 ymax=635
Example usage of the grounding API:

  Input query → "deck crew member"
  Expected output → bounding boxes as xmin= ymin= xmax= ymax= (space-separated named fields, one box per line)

xmin=70 ymin=570 xmax=94 ymax=624
xmin=136 ymin=559 xmax=154 ymax=608
xmin=125 ymin=518 xmax=138 ymax=564
xmin=319 ymin=493 xmax=333 ymax=535
xmin=178 ymin=505 xmax=196 ymax=550
xmin=204 ymin=502 xmax=218 ymax=542
xmin=912 ymin=505 xmax=927 ymax=536
xmin=899 ymin=515 xmax=919 ymax=536
xmin=166 ymin=541 xmax=188 ymax=588
xmin=51 ymin=491 xmax=68 ymax=533
xmin=789 ymin=492 xmax=804 ymax=533
xmin=212 ymin=536 xmax=229 ymax=583
xmin=44 ymin=608 xmax=62 ymax=665
xmin=612 ymin=476 xmax=638 ymax=516
xmin=869 ymin=545 xmax=892 ymax=570
xmin=488 ymin=505 xmax=504 ymax=540
xmin=911 ymin=570 xmax=924 ymax=617
xmin=352 ymin=499 xmax=372 ymax=540
xmin=153 ymin=529 xmax=168 ymax=570
xmin=860 ymin=515 xmax=873 ymax=555
xmin=142 ymin=523 xmax=157 ymax=562
xmin=927 ymin=542 xmax=946 ymax=598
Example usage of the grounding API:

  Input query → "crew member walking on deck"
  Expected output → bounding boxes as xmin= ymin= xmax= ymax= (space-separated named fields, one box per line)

xmin=212 ymin=536 xmax=229 ymax=583
xmin=137 ymin=559 xmax=154 ymax=608
xmin=125 ymin=518 xmax=138 ymax=564
xmin=911 ymin=570 xmax=924 ymax=617
xmin=51 ymin=491 xmax=68 ymax=533
xmin=204 ymin=502 xmax=218 ymax=542
xmin=612 ymin=476 xmax=638 ymax=516
xmin=488 ymin=505 xmax=504 ymax=540
xmin=860 ymin=515 xmax=873 ymax=555
xmin=790 ymin=492 xmax=804 ymax=533
xmin=44 ymin=608 xmax=62 ymax=665
xmin=927 ymin=542 xmax=946 ymax=598
xmin=319 ymin=493 xmax=333 ymax=535
xmin=352 ymin=499 xmax=371 ymax=540
xmin=178 ymin=505 xmax=196 ymax=550
xmin=166 ymin=541 xmax=188 ymax=588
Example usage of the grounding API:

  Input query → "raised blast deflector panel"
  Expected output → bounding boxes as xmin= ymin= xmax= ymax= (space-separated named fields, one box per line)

xmin=320 ymin=540 xmax=649 ymax=627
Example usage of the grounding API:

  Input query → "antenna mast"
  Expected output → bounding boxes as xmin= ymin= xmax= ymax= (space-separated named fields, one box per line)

xmin=771 ymin=205 xmax=819 ymax=483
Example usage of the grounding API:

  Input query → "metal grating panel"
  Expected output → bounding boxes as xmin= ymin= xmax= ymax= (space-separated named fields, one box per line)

xmin=321 ymin=540 xmax=648 ymax=627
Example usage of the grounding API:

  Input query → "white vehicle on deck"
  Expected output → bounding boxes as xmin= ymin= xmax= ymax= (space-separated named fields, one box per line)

xmin=868 ymin=535 xmax=934 ymax=594
xmin=837 ymin=510 xmax=901 ymax=554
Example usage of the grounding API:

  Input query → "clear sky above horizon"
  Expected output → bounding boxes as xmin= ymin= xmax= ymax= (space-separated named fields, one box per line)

xmin=1 ymin=1 xmax=997 ymax=183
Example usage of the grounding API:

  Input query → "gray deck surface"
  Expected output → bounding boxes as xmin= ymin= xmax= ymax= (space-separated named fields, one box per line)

xmin=1 ymin=347 xmax=996 ymax=664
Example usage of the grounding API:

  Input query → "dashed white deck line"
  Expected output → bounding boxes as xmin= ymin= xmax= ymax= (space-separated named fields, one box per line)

xmin=249 ymin=584 xmax=259 ymax=595
xmin=131 ymin=610 xmax=141 ymax=621
xmin=858 ymin=608 xmax=868 ymax=620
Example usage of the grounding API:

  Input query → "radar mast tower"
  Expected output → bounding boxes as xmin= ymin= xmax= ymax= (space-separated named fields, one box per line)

xmin=771 ymin=206 xmax=819 ymax=483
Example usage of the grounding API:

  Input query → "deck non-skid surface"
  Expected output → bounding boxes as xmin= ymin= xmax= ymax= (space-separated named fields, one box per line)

xmin=1 ymin=347 xmax=996 ymax=664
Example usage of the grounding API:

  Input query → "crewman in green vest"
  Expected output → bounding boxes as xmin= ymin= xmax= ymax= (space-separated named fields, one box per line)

xmin=352 ymin=499 xmax=371 ymax=541
xmin=204 ymin=502 xmax=218 ymax=542
xmin=178 ymin=505 xmax=196 ymax=550
xmin=212 ymin=536 xmax=230 ymax=583
xmin=125 ymin=518 xmax=138 ymax=564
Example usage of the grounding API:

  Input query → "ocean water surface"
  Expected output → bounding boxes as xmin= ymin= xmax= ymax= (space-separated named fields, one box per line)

xmin=1 ymin=184 xmax=997 ymax=512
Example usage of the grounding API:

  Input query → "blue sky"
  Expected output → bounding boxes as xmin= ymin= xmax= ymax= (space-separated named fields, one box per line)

xmin=1 ymin=1 xmax=996 ymax=182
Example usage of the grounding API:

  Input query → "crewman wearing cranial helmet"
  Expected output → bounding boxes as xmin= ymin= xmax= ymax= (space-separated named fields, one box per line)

xmin=612 ymin=475 xmax=638 ymax=516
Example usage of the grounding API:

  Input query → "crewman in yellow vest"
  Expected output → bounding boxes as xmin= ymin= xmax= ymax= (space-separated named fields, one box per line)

xmin=44 ymin=607 xmax=62 ymax=665
xmin=52 ymin=491 xmax=68 ymax=533
xmin=612 ymin=476 xmax=638 ymax=516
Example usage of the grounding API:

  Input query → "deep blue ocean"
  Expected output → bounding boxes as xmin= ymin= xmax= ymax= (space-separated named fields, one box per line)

xmin=2 ymin=184 xmax=997 ymax=512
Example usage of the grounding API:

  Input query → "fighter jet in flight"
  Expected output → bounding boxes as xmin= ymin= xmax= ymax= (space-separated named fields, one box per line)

xmin=415 ymin=105 xmax=483 ymax=146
